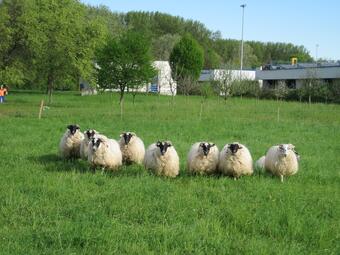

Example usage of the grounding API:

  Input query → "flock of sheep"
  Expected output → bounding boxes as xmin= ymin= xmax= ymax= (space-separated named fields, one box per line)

xmin=59 ymin=124 xmax=300 ymax=182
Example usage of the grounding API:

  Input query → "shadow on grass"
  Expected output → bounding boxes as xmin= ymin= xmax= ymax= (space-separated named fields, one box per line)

xmin=31 ymin=154 xmax=89 ymax=173
xmin=32 ymin=154 xmax=148 ymax=177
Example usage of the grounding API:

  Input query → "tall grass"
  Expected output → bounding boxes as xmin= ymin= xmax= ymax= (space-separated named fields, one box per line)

xmin=0 ymin=91 xmax=339 ymax=254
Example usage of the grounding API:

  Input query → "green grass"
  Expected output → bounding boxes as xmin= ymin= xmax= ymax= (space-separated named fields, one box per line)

xmin=0 ymin=91 xmax=339 ymax=254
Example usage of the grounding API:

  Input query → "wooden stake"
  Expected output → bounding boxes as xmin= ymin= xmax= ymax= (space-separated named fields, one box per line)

xmin=277 ymin=107 xmax=280 ymax=122
xmin=38 ymin=100 xmax=44 ymax=119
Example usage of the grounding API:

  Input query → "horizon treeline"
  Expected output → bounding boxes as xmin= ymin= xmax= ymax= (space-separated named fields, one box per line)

xmin=0 ymin=0 xmax=313 ymax=90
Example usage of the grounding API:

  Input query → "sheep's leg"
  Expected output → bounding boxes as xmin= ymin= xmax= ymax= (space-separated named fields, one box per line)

xmin=280 ymin=175 xmax=284 ymax=183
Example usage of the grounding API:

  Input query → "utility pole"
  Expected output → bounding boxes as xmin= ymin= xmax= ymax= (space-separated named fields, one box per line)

xmin=240 ymin=4 xmax=246 ymax=79
xmin=315 ymin=44 xmax=319 ymax=66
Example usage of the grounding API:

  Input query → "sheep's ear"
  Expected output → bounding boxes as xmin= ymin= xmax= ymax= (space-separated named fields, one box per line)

xmin=156 ymin=141 xmax=161 ymax=147
xmin=279 ymin=144 xmax=284 ymax=148
xmin=131 ymin=132 xmax=136 ymax=136
xmin=238 ymin=145 xmax=243 ymax=149
xmin=199 ymin=142 xmax=204 ymax=147
xmin=167 ymin=141 xmax=172 ymax=146
xmin=76 ymin=124 xmax=80 ymax=129
xmin=211 ymin=143 xmax=215 ymax=147
xmin=67 ymin=125 xmax=72 ymax=129
xmin=120 ymin=133 xmax=124 ymax=137
xmin=288 ymin=144 xmax=295 ymax=149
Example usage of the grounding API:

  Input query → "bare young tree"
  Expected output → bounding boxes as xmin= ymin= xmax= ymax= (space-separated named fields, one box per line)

xmin=302 ymin=68 xmax=319 ymax=105
xmin=213 ymin=68 xmax=233 ymax=103
xmin=274 ymin=80 xmax=288 ymax=101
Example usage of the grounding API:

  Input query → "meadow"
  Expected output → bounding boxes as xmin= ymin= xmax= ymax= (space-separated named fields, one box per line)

xmin=0 ymin=91 xmax=339 ymax=254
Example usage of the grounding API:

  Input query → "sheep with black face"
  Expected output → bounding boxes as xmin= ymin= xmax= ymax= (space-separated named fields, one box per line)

xmin=87 ymin=137 xmax=122 ymax=171
xmin=218 ymin=142 xmax=253 ymax=178
xmin=118 ymin=132 xmax=145 ymax=165
xmin=187 ymin=142 xmax=219 ymax=175
xmin=144 ymin=141 xmax=179 ymax=177
xmin=264 ymin=144 xmax=300 ymax=182
xmin=59 ymin=124 xmax=84 ymax=159
xmin=80 ymin=129 xmax=108 ymax=160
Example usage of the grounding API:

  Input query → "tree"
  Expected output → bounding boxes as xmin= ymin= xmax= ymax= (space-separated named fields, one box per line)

xmin=34 ymin=0 xmax=105 ymax=104
xmin=0 ymin=0 xmax=36 ymax=87
xmin=302 ymin=69 xmax=319 ymax=104
xmin=152 ymin=33 xmax=180 ymax=60
xmin=97 ymin=30 xmax=156 ymax=112
xmin=0 ymin=0 xmax=106 ymax=98
xmin=274 ymin=80 xmax=288 ymax=101
xmin=169 ymin=34 xmax=204 ymax=94
xmin=212 ymin=67 xmax=233 ymax=102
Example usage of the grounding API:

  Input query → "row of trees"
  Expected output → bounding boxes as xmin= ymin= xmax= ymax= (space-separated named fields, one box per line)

xmin=0 ymin=0 xmax=314 ymax=99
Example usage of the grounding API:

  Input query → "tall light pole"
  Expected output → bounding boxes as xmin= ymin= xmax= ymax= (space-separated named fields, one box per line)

xmin=315 ymin=44 xmax=319 ymax=66
xmin=240 ymin=4 xmax=246 ymax=79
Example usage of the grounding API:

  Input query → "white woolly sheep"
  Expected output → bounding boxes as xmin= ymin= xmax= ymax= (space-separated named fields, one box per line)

xmin=255 ymin=156 xmax=266 ymax=170
xmin=118 ymin=132 xmax=145 ymax=165
xmin=264 ymin=144 xmax=300 ymax=182
xmin=80 ymin=129 xmax=107 ymax=160
xmin=59 ymin=124 xmax=84 ymax=159
xmin=144 ymin=141 xmax=179 ymax=177
xmin=187 ymin=142 xmax=219 ymax=175
xmin=88 ymin=137 xmax=122 ymax=171
xmin=218 ymin=142 xmax=253 ymax=178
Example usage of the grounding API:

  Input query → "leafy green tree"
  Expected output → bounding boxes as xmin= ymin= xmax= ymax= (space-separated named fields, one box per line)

xmin=97 ymin=30 xmax=156 ymax=106
xmin=0 ymin=0 xmax=105 ymax=103
xmin=0 ymin=0 xmax=36 ymax=86
xmin=33 ymin=0 xmax=105 ymax=103
xmin=152 ymin=33 xmax=180 ymax=60
xmin=169 ymin=34 xmax=204 ymax=94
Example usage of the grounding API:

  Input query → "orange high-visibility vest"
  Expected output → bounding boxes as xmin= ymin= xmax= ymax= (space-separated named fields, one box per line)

xmin=0 ymin=89 xmax=4 ymax=96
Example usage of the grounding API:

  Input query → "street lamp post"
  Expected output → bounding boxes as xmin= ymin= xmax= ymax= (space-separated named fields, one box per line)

xmin=315 ymin=44 xmax=319 ymax=66
xmin=240 ymin=4 xmax=246 ymax=79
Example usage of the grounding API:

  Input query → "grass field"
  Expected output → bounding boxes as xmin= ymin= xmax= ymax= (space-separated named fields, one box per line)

xmin=0 ymin=91 xmax=339 ymax=254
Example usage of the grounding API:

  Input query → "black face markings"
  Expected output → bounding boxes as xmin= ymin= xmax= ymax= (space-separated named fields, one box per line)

xmin=156 ymin=141 xmax=172 ymax=155
xmin=123 ymin=132 xmax=134 ymax=145
xmin=67 ymin=124 xmax=79 ymax=135
xmin=199 ymin=142 xmax=215 ymax=156
xmin=228 ymin=143 xmax=242 ymax=154
xmin=86 ymin=130 xmax=96 ymax=139
xmin=91 ymin=137 xmax=102 ymax=149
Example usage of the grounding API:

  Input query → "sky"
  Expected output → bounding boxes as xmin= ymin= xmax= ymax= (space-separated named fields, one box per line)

xmin=81 ymin=0 xmax=340 ymax=60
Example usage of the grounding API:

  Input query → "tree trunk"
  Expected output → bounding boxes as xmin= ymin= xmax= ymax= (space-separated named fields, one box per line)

xmin=308 ymin=94 xmax=311 ymax=105
xmin=132 ymin=93 xmax=136 ymax=105
xmin=47 ymin=73 xmax=54 ymax=105
xmin=199 ymin=99 xmax=203 ymax=121
xmin=119 ymin=87 xmax=124 ymax=119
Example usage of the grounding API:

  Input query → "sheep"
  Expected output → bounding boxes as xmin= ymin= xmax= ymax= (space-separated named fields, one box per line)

xmin=218 ymin=142 xmax=253 ymax=179
xmin=118 ymin=132 xmax=145 ymax=165
xmin=88 ymin=137 xmax=122 ymax=171
xmin=80 ymin=129 xmax=107 ymax=160
xmin=59 ymin=124 xmax=84 ymax=159
xmin=255 ymin=156 xmax=266 ymax=170
xmin=144 ymin=141 xmax=179 ymax=177
xmin=264 ymin=144 xmax=300 ymax=182
xmin=187 ymin=142 xmax=219 ymax=175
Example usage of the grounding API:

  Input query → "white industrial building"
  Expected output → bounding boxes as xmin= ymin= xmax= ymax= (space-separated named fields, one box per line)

xmin=138 ymin=61 xmax=177 ymax=95
xmin=199 ymin=69 xmax=256 ymax=83
xmin=80 ymin=61 xmax=176 ymax=96
xmin=256 ymin=62 xmax=340 ymax=88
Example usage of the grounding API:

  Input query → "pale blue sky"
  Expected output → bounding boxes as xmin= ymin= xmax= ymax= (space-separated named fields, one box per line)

xmin=81 ymin=0 xmax=340 ymax=60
